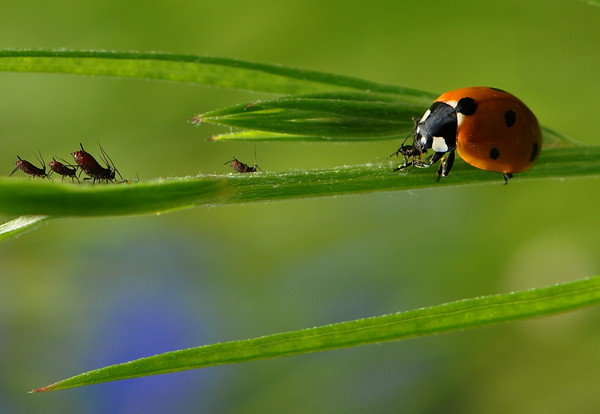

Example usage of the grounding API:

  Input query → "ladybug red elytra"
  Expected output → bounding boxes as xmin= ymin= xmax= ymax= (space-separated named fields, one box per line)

xmin=393 ymin=86 xmax=542 ymax=184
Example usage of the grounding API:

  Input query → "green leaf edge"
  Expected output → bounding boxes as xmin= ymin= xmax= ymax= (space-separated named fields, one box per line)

xmin=0 ymin=49 xmax=436 ymax=99
xmin=32 ymin=274 xmax=600 ymax=392
xmin=0 ymin=215 xmax=48 ymax=242
xmin=1 ymin=147 xmax=598 ymax=218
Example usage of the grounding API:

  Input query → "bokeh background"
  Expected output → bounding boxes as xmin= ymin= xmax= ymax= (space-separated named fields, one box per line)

xmin=1 ymin=0 xmax=599 ymax=413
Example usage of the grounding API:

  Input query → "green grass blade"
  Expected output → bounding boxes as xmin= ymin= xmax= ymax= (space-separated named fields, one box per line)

xmin=32 ymin=275 xmax=600 ymax=392
xmin=0 ymin=215 xmax=48 ymax=242
xmin=1 ymin=147 xmax=598 ymax=218
xmin=193 ymin=92 xmax=425 ymax=139
xmin=541 ymin=126 xmax=582 ymax=148
xmin=0 ymin=49 xmax=436 ymax=98
xmin=208 ymin=130 xmax=335 ymax=142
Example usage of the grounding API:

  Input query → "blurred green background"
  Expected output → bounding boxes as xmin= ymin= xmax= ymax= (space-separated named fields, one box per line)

xmin=1 ymin=0 xmax=599 ymax=413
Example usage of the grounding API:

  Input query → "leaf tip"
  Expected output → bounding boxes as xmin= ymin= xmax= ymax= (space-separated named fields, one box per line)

xmin=188 ymin=114 xmax=203 ymax=125
xmin=29 ymin=383 xmax=57 ymax=393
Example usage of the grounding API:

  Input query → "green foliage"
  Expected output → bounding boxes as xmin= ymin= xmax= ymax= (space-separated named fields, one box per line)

xmin=34 ymin=275 xmax=600 ymax=391
xmin=194 ymin=92 xmax=427 ymax=140
xmin=0 ymin=215 xmax=48 ymax=242
xmin=1 ymin=50 xmax=598 ymax=394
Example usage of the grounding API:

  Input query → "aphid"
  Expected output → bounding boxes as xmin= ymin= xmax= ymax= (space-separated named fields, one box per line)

xmin=49 ymin=157 xmax=79 ymax=182
xmin=389 ymin=144 xmax=424 ymax=172
xmin=224 ymin=148 xmax=261 ymax=173
xmin=71 ymin=143 xmax=122 ymax=183
xmin=224 ymin=157 xmax=260 ymax=173
xmin=10 ymin=152 xmax=51 ymax=180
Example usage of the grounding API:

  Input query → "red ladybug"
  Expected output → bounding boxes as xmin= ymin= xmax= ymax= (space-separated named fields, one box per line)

xmin=392 ymin=87 xmax=542 ymax=184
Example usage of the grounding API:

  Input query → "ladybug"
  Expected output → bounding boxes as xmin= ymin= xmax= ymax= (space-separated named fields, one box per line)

xmin=392 ymin=87 xmax=542 ymax=184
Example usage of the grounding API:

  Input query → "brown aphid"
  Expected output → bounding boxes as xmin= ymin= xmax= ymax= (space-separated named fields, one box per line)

xmin=49 ymin=157 xmax=79 ymax=182
xmin=10 ymin=153 xmax=51 ymax=180
xmin=390 ymin=144 xmax=425 ymax=172
xmin=224 ymin=157 xmax=260 ymax=173
xmin=71 ymin=143 xmax=122 ymax=183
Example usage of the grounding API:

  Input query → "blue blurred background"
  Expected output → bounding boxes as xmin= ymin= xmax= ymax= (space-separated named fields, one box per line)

xmin=1 ymin=0 xmax=599 ymax=413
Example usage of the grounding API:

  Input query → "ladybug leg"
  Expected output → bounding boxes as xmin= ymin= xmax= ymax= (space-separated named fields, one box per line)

xmin=437 ymin=150 xmax=456 ymax=181
xmin=502 ymin=173 xmax=513 ymax=185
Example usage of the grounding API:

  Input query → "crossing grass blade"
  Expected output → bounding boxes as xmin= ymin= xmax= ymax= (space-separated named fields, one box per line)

xmin=32 ymin=275 xmax=600 ymax=392
xmin=192 ymin=92 xmax=426 ymax=140
xmin=0 ymin=215 xmax=49 ymax=242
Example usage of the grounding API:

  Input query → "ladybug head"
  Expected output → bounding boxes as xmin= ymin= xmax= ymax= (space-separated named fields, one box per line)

xmin=414 ymin=102 xmax=458 ymax=154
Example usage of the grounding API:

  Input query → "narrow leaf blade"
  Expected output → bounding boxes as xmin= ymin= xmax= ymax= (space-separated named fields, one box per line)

xmin=1 ymin=147 xmax=599 ymax=218
xmin=193 ymin=92 xmax=425 ymax=139
xmin=33 ymin=275 xmax=600 ymax=392
xmin=0 ymin=215 xmax=48 ymax=242
xmin=0 ymin=49 xmax=436 ymax=98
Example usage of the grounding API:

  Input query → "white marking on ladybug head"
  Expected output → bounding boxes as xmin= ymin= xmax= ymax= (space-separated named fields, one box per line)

xmin=456 ymin=112 xmax=465 ymax=128
xmin=432 ymin=136 xmax=449 ymax=152
xmin=444 ymin=99 xmax=459 ymax=108
xmin=419 ymin=109 xmax=431 ymax=123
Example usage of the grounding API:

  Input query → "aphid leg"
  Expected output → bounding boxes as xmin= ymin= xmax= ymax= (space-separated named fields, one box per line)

xmin=392 ymin=160 xmax=414 ymax=172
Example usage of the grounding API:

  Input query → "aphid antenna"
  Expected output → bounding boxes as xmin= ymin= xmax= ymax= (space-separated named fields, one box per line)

xmin=97 ymin=142 xmax=117 ymax=169
xmin=114 ymin=167 xmax=124 ymax=181
xmin=54 ymin=156 xmax=78 ymax=168
xmin=387 ymin=131 xmax=413 ymax=159
xmin=33 ymin=149 xmax=46 ymax=169
xmin=252 ymin=145 xmax=262 ymax=171
xmin=96 ymin=141 xmax=124 ymax=180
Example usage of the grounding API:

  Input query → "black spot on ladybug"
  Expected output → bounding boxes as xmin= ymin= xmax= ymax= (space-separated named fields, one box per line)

xmin=529 ymin=142 xmax=539 ymax=162
xmin=504 ymin=110 xmax=517 ymax=127
xmin=456 ymin=97 xmax=477 ymax=115
xmin=490 ymin=148 xmax=500 ymax=160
